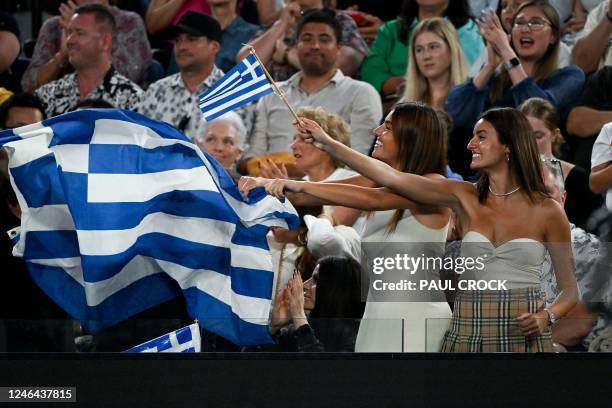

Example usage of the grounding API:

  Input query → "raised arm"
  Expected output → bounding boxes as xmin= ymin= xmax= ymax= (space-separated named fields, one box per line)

xmin=297 ymin=118 xmax=466 ymax=209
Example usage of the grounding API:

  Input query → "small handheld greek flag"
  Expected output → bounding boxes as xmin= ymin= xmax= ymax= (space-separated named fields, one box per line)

xmin=125 ymin=323 xmax=201 ymax=353
xmin=199 ymin=53 xmax=273 ymax=122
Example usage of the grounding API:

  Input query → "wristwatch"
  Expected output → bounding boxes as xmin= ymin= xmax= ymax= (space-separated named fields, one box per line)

xmin=503 ymin=57 xmax=521 ymax=71
xmin=543 ymin=307 xmax=557 ymax=325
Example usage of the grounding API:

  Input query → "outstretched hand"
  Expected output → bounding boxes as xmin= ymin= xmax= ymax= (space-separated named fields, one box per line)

xmin=238 ymin=176 xmax=271 ymax=200
xmin=296 ymin=117 xmax=336 ymax=150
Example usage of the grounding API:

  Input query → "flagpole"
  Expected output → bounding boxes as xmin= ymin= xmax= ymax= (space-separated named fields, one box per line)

xmin=244 ymin=44 xmax=302 ymax=125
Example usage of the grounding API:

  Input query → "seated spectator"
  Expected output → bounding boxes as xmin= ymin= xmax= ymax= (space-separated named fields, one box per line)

xmin=0 ymin=93 xmax=45 ymax=130
xmin=566 ymin=66 xmax=612 ymax=170
xmin=22 ymin=0 xmax=151 ymax=92
xmin=209 ymin=0 xmax=259 ymax=73
xmin=446 ymin=0 xmax=585 ymax=177
xmin=519 ymin=97 xmax=602 ymax=229
xmin=539 ymin=162 xmax=610 ymax=352
xmin=195 ymin=111 xmax=246 ymax=179
xmin=244 ymin=9 xmax=381 ymax=161
xmin=361 ymin=0 xmax=484 ymax=100
xmin=400 ymin=18 xmax=468 ymax=109
xmin=571 ymin=0 xmax=612 ymax=74
xmin=0 ymin=12 xmax=28 ymax=94
xmin=269 ymin=256 xmax=365 ymax=352
xmin=236 ymin=1 xmax=369 ymax=81
xmin=139 ymin=12 xmax=251 ymax=140
xmin=34 ymin=4 xmax=143 ymax=117
xmin=590 ymin=122 xmax=612 ymax=210
xmin=497 ymin=0 xmax=573 ymax=67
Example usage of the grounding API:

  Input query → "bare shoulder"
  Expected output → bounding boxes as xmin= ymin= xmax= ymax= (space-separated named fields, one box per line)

xmin=538 ymin=197 xmax=567 ymax=220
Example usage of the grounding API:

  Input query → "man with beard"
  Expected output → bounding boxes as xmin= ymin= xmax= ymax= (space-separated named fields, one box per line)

xmin=138 ymin=11 xmax=228 ymax=141
xmin=244 ymin=8 xmax=381 ymax=164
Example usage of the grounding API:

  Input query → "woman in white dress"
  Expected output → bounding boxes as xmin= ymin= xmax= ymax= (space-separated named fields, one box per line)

xmin=241 ymin=102 xmax=453 ymax=351
xmin=286 ymin=104 xmax=578 ymax=352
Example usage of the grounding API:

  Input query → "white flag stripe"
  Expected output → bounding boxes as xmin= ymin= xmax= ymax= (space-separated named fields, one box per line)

xmin=5 ymin=134 xmax=53 ymax=168
xmin=87 ymin=167 xmax=217 ymax=203
xmin=24 ymin=205 xmax=75 ymax=231
xmin=200 ymin=71 xmax=241 ymax=101
xmin=30 ymin=255 xmax=272 ymax=320
xmin=91 ymin=119 xmax=166 ymax=145
xmin=77 ymin=212 xmax=236 ymax=255
xmin=14 ymin=122 xmax=52 ymax=141
xmin=200 ymin=83 xmax=272 ymax=119
xmin=230 ymin=244 xmax=273 ymax=271
xmin=199 ymin=74 xmax=268 ymax=110
xmin=52 ymin=144 xmax=89 ymax=173
xmin=189 ymin=324 xmax=201 ymax=352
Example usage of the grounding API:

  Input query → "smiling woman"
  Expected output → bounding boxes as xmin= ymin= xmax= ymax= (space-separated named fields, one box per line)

xmin=445 ymin=0 xmax=585 ymax=134
xmin=274 ymin=105 xmax=579 ymax=352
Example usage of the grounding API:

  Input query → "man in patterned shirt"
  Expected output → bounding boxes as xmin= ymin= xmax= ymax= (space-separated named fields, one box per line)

xmin=138 ymin=12 xmax=249 ymax=141
xmin=34 ymin=4 xmax=142 ymax=118
xmin=539 ymin=162 xmax=611 ymax=352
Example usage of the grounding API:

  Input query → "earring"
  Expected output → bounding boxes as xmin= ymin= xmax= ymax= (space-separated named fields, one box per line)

xmin=505 ymin=152 xmax=510 ymax=162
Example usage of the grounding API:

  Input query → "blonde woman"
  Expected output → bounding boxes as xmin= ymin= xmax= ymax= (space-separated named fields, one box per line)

xmin=402 ymin=17 xmax=468 ymax=109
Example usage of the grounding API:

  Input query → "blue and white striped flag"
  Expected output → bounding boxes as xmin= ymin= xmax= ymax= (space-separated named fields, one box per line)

xmin=125 ymin=323 xmax=201 ymax=353
xmin=199 ymin=53 xmax=273 ymax=122
xmin=0 ymin=109 xmax=299 ymax=346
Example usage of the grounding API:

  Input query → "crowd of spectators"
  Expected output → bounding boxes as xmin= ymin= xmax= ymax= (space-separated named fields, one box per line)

xmin=0 ymin=0 xmax=611 ymax=353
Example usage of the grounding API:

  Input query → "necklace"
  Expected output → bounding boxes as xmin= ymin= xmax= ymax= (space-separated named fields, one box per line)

xmin=488 ymin=185 xmax=521 ymax=197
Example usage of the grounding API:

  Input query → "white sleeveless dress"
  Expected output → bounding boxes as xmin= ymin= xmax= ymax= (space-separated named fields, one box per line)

xmin=354 ymin=209 xmax=451 ymax=352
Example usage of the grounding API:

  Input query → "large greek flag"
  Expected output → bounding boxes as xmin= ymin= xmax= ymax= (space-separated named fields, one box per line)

xmin=199 ymin=53 xmax=273 ymax=122
xmin=0 ymin=109 xmax=299 ymax=346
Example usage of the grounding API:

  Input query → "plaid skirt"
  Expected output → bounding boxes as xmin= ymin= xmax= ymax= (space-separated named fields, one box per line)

xmin=440 ymin=287 xmax=553 ymax=352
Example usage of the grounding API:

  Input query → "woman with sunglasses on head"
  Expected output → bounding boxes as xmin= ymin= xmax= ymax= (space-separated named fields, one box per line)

xmin=446 ymin=0 xmax=585 ymax=137
xmin=518 ymin=97 xmax=603 ymax=229
xmin=272 ymin=105 xmax=578 ymax=352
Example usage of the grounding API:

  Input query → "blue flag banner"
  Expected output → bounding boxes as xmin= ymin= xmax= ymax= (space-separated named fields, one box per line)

xmin=124 ymin=323 xmax=201 ymax=353
xmin=0 ymin=109 xmax=299 ymax=346
xmin=199 ymin=53 xmax=274 ymax=122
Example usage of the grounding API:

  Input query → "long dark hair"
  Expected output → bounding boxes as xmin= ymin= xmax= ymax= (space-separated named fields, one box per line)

xmin=399 ymin=0 xmax=471 ymax=44
xmin=490 ymin=0 xmax=560 ymax=103
xmin=475 ymin=107 xmax=549 ymax=203
xmin=386 ymin=101 xmax=447 ymax=232
xmin=310 ymin=256 xmax=365 ymax=319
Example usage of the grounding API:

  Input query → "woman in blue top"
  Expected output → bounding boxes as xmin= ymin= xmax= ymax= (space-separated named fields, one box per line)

xmin=445 ymin=0 xmax=585 ymax=133
xmin=361 ymin=0 xmax=485 ymax=99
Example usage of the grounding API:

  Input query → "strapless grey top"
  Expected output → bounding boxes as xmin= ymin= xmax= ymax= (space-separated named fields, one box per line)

xmin=459 ymin=231 xmax=546 ymax=289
